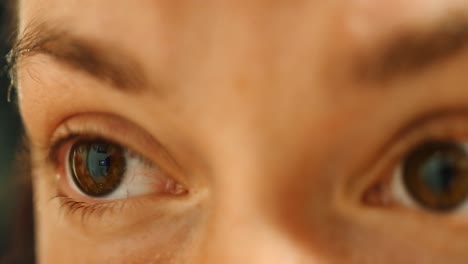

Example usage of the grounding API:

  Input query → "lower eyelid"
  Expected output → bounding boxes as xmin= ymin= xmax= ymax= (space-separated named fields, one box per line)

xmin=54 ymin=194 xmax=131 ymax=225
xmin=52 ymin=193 xmax=181 ymax=235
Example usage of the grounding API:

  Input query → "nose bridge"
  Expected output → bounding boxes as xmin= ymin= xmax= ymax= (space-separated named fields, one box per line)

xmin=184 ymin=42 xmax=336 ymax=260
xmin=190 ymin=136 xmax=314 ymax=263
xmin=196 ymin=185 xmax=309 ymax=263
xmin=181 ymin=81 xmax=340 ymax=263
xmin=186 ymin=95 xmax=343 ymax=263
xmin=199 ymin=221 xmax=306 ymax=263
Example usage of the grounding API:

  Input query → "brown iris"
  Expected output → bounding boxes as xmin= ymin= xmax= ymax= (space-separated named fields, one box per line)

xmin=403 ymin=141 xmax=468 ymax=211
xmin=69 ymin=140 xmax=126 ymax=197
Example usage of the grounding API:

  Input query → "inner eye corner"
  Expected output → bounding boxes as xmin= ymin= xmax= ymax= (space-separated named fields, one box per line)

xmin=361 ymin=175 xmax=393 ymax=208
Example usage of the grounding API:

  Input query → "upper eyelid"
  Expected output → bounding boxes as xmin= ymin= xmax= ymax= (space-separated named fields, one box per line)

xmin=51 ymin=114 xmax=167 ymax=161
xmin=366 ymin=109 xmax=468 ymax=177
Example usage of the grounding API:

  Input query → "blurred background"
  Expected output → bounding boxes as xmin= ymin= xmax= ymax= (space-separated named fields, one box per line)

xmin=0 ymin=0 xmax=24 ymax=260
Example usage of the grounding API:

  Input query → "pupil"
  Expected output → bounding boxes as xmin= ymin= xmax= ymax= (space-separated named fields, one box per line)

xmin=421 ymin=154 xmax=455 ymax=194
xmin=403 ymin=141 xmax=468 ymax=211
xmin=87 ymin=144 xmax=112 ymax=180
xmin=70 ymin=140 xmax=126 ymax=197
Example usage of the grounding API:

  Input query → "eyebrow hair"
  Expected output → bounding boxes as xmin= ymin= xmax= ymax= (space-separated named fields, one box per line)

xmin=7 ymin=21 xmax=147 ymax=93
xmin=355 ymin=14 xmax=468 ymax=83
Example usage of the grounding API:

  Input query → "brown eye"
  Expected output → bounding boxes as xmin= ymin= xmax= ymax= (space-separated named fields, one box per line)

xmin=402 ymin=141 xmax=468 ymax=211
xmin=69 ymin=140 xmax=126 ymax=197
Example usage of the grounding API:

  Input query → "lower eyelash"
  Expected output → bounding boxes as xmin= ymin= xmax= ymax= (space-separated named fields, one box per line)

xmin=53 ymin=194 xmax=125 ymax=223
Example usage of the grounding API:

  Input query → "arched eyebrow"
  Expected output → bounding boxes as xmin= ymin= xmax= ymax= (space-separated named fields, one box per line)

xmin=356 ymin=14 xmax=468 ymax=83
xmin=8 ymin=21 xmax=148 ymax=93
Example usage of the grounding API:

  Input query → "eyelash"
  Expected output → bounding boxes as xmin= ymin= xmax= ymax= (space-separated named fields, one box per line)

xmin=47 ymin=133 xmax=144 ymax=220
xmin=53 ymin=193 xmax=142 ymax=222
xmin=55 ymin=195 xmax=111 ymax=220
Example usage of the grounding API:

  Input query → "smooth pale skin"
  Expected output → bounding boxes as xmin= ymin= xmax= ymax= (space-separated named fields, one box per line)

xmin=16 ymin=0 xmax=468 ymax=263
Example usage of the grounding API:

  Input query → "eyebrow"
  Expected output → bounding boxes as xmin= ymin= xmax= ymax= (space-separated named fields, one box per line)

xmin=355 ymin=14 xmax=468 ymax=83
xmin=8 ymin=21 xmax=147 ymax=92
xmin=9 ymin=15 xmax=468 ymax=91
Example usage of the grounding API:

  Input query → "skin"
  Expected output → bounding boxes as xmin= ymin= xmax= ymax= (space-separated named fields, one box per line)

xmin=14 ymin=0 xmax=468 ymax=263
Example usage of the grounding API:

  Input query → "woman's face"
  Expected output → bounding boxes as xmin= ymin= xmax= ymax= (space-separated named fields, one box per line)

xmin=15 ymin=0 xmax=468 ymax=263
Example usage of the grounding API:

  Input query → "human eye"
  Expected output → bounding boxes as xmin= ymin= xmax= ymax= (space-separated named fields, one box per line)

xmin=391 ymin=140 xmax=468 ymax=212
xmin=42 ymin=115 xmax=188 ymax=221
xmin=363 ymin=113 xmax=468 ymax=215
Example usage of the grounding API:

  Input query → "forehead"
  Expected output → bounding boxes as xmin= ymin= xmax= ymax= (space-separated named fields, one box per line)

xmin=18 ymin=0 xmax=468 ymax=32
xmin=16 ymin=0 xmax=468 ymax=97
xmin=17 ymin=1 xmax=467 ymax=57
